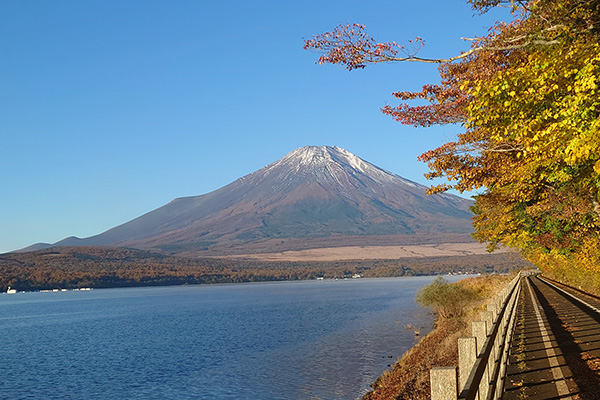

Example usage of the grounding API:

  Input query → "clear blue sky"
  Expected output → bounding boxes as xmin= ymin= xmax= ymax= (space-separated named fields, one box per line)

xmin=0 ymin=1 xmax=512 ymax=253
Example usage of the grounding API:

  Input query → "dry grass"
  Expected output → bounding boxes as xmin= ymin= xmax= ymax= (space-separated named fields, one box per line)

xmin=363 ymin=272 xmax=516 ymax=400
xmin=541 ymin=267 xmax=600 ymax=297
xmin=225 ymin=243 xmax=509 ymax=262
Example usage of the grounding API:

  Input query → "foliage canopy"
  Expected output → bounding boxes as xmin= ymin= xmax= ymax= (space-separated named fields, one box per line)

xmin=305 ymin=0 xmax=600 ymax=287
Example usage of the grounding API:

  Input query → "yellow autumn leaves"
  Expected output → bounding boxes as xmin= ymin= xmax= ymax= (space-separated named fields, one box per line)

xmin=464 ymin=37 xmax=600 ymax=284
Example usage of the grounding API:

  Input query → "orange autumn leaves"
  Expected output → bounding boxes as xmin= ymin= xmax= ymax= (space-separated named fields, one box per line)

xmin=305 ymin=1 xmax=600 ymax=282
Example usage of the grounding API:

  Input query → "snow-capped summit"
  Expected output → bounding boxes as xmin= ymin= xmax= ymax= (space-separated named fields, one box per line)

xmin=268 ymin=145 xmax=397 ymax=181
xmin=45 ymin=146 xmax=475 ymax=254
xmin=241 ymin=146 xmax=421 ymax=197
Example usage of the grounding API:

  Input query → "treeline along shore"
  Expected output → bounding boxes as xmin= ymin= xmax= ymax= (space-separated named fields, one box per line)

xmin=0 ymin=246 xmax=528 ymax=291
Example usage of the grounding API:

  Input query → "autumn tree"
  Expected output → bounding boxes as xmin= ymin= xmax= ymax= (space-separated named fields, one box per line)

xmin=304 ymin=0 xmax=600 ymax=290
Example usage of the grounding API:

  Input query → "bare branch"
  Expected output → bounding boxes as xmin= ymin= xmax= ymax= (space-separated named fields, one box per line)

xmin=461 ymin=36 xmax=485 ymax=42
xmin=366 ymin=42 xmax=546 ymax=64
xmin=505 ymin=24 xmax=564 ymax=44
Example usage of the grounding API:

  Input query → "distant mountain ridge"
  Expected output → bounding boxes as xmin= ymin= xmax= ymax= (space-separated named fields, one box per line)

xmin=21 ymin=146 xmax=475 ymax=254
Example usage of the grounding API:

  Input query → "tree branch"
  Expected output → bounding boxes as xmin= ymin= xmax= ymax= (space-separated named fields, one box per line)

xmin=370 ymin=41 xmax=558 ymax=64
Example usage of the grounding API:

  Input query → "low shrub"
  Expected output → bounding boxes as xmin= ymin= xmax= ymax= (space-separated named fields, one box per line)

xmin=416 ymin=276 xmax=480 ymax=319
xmin=363 ymin=273 xmax=516 ymax=400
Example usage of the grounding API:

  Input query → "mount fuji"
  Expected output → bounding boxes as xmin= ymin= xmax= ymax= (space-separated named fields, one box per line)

xmin=27 ymin=146 xmax=476 ymax=255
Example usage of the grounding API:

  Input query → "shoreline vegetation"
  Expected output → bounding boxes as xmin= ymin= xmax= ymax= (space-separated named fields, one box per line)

xmin=0 ymin=246 xmax=528 ymax=292
xmin=1 ymin=246 xmax=534 ymax=399
xmin=363 ymin=272 xmax=520 ymax=400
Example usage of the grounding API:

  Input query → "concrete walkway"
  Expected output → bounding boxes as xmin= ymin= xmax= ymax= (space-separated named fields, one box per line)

xmin=503 ymin=276 xmax=600 ymax=399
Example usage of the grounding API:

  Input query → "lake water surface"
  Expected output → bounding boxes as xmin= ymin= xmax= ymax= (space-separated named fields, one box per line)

xmin=0 ymin=276 xmax=466 ymax=399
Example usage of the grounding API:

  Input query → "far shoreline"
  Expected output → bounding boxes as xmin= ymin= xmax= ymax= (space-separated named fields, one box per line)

xmin=2 ymin=273 xmax=479 ymax=295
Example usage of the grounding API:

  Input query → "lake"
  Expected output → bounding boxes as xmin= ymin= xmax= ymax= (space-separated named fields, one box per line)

xmin=0 ymin=276 xmax=466 ymax=399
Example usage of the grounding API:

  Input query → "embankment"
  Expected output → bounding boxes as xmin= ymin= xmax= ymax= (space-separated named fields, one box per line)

xmin=362 ymin=273 xmax=518 ymax=400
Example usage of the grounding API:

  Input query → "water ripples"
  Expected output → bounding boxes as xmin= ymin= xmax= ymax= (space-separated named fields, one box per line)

xmin=0 ymin=277 xmax=455 ymax=399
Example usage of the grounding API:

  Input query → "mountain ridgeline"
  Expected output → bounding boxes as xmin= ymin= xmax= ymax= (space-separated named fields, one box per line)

xmin=28 ymin=146 xmax=475 ymax=254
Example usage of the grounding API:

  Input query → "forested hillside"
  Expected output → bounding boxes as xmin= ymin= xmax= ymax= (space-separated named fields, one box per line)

xmin=0 ymin=246 xmax=527 ymax=291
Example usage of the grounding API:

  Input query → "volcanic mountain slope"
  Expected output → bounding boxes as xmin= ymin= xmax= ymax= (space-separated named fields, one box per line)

xmin=35 ymin=146 xmax=476 ymax=254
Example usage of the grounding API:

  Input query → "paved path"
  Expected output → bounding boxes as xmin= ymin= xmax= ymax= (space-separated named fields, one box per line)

xmin=503 ymin=276 xmax=600 ymax=399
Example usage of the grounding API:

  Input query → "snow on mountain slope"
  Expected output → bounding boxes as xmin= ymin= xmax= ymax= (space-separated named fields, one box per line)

xmin=39 ymin=146 xmax=475 ymax=254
